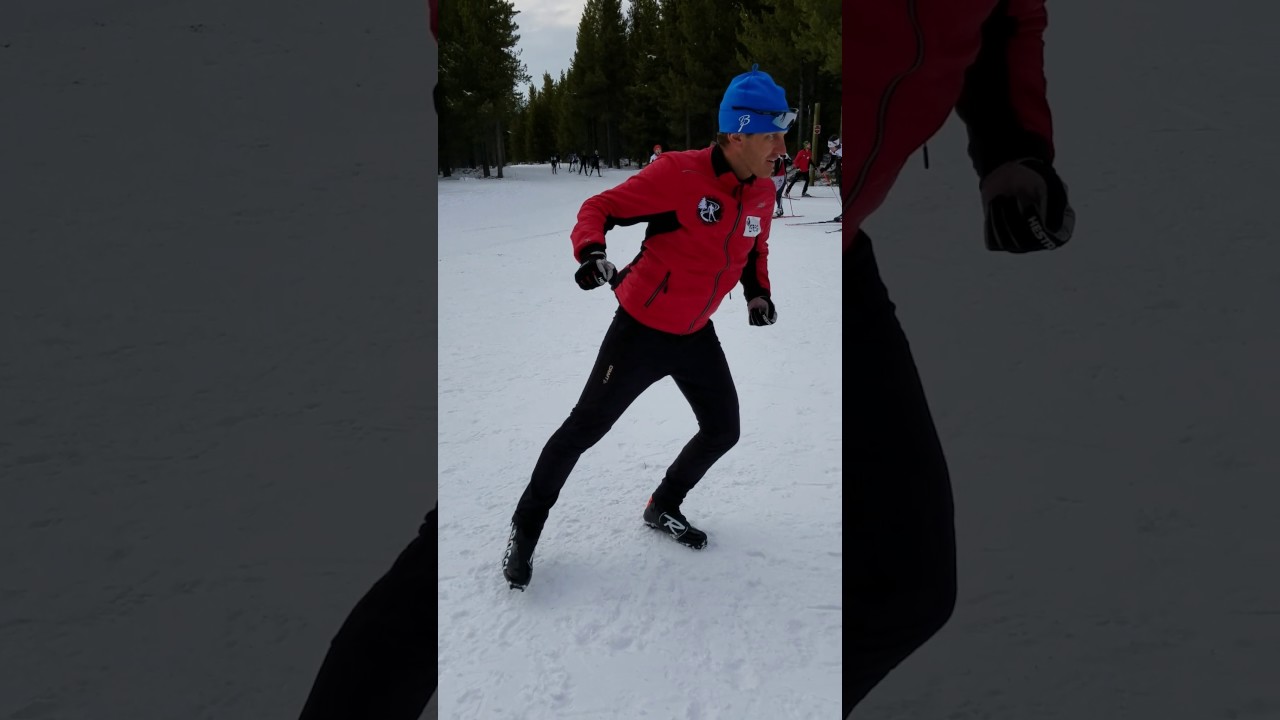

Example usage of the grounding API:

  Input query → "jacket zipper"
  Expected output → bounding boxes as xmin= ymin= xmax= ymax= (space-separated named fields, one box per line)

xmin=689 ymin=186 xmax=743 ymax=332
xmin=846 ymin=0 xmax=926 ymax=214
xmin=644 ymin=271 xmax=670 ymax=307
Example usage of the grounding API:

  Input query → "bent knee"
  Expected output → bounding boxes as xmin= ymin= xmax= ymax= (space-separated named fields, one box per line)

xmin=704 ymin=421 xmax=740 ymax=450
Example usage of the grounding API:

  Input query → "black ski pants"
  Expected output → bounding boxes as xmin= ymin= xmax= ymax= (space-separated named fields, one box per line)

xmin=296 ymin=509 xmax=435 ymax=720
xmin=847 ymin=232 xmax=958 ymax=715
xmin=784 ymin=168 xmax=810 ymax=196
xmin=513 ymin=306 xmax=741 ymax=538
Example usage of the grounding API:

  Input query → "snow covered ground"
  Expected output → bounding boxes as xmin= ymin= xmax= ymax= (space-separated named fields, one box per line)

xmin=854 ymin=1 xmax=1280 ymax=718
xmin=436 ymin=165 xmax=844 ymax=719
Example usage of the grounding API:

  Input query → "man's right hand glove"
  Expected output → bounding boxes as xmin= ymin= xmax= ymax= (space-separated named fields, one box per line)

xmin=980 ymin=158 xmax=1076 ymax=253
xmin=574 ymin=250 xmax=616 ymax=290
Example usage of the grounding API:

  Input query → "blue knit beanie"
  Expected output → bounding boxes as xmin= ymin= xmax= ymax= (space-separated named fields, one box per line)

xmin=718 ymin=64 xmax=790 ymax=134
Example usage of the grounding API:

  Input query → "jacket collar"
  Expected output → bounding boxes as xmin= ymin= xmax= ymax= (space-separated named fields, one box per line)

xmin=710 ymin=143 xmax=757 ymax=189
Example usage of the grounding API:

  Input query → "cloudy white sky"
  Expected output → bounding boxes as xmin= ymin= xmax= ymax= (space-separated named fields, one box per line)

xmin=511 ymin=0 xmax=620 ymax=85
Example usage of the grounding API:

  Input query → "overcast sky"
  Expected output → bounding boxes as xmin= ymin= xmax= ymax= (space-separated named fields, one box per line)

xmin=510 ymin=0 xmax=617 ymax=86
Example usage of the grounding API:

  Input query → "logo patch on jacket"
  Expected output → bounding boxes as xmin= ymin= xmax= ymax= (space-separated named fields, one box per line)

xmin=697 ymin=197 xmax=722 ymax=224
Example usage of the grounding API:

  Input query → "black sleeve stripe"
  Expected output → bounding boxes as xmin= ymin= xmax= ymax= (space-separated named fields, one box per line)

xmin=954 ymin=1 xmax=1053 ymax=177
xmin=739 ymin=246 xmax=765 ymax=299
xmin=603 ymin=210 xmax=681 ymax=240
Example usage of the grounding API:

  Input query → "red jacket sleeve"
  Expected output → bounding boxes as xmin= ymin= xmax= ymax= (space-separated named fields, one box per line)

xmin=954 ymin=0 xmax=1056 ymax=177
xmin=569 ymin=159 xmax=676 ymax=262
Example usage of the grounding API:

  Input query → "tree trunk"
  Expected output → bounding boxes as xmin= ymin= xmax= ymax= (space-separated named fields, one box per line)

xmin=810 ymin=102 xmax=821 ymax=186
xmin=495 ymin=119 xmax=506 ymax=179
xmin=439 ymin=106 xmax=452 ymax=177
xmin=606 ymin=120 xmax=614 ymax=168
xmin=796 ymin=76 xmax=805 ymax=157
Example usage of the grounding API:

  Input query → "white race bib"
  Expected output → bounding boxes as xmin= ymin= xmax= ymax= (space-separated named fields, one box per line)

xmin=744 ymin=215 xmax=762 ymax=238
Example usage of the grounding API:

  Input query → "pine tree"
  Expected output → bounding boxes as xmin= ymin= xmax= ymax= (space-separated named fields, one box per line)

xmin=595 ymin=0 xmax=629 ymax=167
xmin=531 ymin=74 xmax=559 ymax=162
xmin=659 ymin=0 xmax=756 ymax=149
xmin=438 ymin=0 xmax=529 ymax=176
xmin=452 ymin=0 xmax=839 ymax=172
xmin=794 ymin=0 xmax=841 ymax=78
xmin=558 ymin=0 xmax=630 ymax=168
xmin=738 ymin=0 xmax=841 ymax=154
xmin=621 ymin=0 xmax=667 ymax=163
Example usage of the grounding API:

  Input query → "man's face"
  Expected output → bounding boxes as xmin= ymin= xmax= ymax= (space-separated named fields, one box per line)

xmin=732 ymin=131 xmax=788 ymax=178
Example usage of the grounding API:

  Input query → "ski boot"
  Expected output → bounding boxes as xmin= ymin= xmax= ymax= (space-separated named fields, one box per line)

xmin=502 ymin=521 xmax=537 ymax=590
xmin=643 ymin=496 xmax=708 ymax=550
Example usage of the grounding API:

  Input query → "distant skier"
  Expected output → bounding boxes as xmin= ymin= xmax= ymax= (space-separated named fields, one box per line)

xmin=589 ymin=150 xmax=602 ymax=177
xmin=823 ymin=135 xmax=843 ymax=221
xmin=770 ymin=151 xmax=790 ymax=217
xmin=550 ymin=152 xmax=559 ymax=174
xmin=818 ymin=134 xmax=841 ymax=185
xmin=501 ymin=65 xmax=792 ymax=591
xmin=649 ymin=144 xmax=662 ymax=165
xmin=783 ymin=140 xmax=813 ymax=198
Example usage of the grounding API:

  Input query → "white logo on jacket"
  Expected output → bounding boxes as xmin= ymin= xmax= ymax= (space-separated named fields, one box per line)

xmin=697 ymin=197 xmax=722 ymax=224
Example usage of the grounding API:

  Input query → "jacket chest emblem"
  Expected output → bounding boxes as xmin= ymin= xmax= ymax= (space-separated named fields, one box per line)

xmin=697 ymin=197 xmax=722 ymax=224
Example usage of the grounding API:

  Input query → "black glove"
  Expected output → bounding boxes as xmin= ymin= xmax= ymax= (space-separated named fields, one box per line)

xmin=747 ymin=296 xmax=776 ymax=326
xmin=980 ymin=158 xmax=1075 ymax=253
xmin=574 ymin=250 xmax=616 ymax=290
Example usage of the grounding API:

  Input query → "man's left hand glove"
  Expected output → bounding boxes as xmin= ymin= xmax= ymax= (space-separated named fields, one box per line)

xmin=980 ymin=158 xmax=1076 ymax=253
xmin=748 ymin=296 xmax=777 ymax=326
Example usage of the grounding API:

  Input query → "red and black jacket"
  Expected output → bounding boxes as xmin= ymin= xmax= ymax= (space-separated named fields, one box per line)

xmin=793 ymin=148 xmax=812 ymax=173
xmin=571 ymin=145 xmax=774 ymax=336
xmin=842 ymin=0 xmax=1056 ymax=251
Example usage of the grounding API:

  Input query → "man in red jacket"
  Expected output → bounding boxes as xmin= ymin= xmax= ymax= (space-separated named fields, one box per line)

xmin=502 ymin=65 xmax=791 ymax=591
xmin=783 ymin=140 xmax=813 ymax=198
xmin=845 ymin=1 xmax=1076 ymax=715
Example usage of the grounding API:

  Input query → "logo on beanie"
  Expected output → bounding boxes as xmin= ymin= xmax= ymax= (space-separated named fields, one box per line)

xmin=737 ymin=114 xmax=752 ymax=132
xmin=697 ymin=197 xmax=722 ymax=224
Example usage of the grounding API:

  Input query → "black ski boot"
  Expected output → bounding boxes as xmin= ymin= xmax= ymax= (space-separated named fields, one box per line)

xmin=502 ymin=521 xmax=537 ymax=590
xmin=643 ymin=496 xmax=708 ymax=550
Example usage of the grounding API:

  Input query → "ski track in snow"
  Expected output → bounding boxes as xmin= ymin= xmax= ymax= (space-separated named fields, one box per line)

xmin=437 ymin=165 xmax=842 ymax=719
